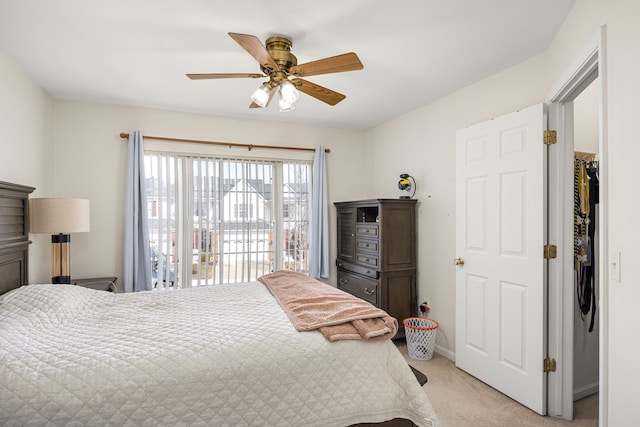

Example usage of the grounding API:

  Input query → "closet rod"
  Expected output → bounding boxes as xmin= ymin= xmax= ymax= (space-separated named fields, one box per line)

xmin=119 ymin=133 xmax=330 ymax=153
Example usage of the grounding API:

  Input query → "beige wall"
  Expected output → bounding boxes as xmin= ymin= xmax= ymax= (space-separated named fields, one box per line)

xmin=0 ymin=48 xmax=54 ymax=280
xmin=574 ymin=80 xmax=599 ymax=154
xmin=365 ymin=54 xmax=549 ymax=357
xmin=0 ymin=50 xmax=53 ymax=188
xmin=49 ymin=101 xmax=368 ymax=285
xmin=546 ymin=0 xmax=640 ymax=423
xmin=367 ymin=0 xmax=640 ymax=423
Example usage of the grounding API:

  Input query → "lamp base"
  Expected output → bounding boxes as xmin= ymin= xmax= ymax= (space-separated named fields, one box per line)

xmin=51 ymin=233 xmax=71 ymax=285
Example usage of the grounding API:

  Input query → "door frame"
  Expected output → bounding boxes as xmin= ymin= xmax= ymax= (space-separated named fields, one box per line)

xmin=545 ymin=26 xmax=608 ymax=423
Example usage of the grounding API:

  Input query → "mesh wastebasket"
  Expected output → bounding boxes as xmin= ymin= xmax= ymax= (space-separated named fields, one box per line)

xmin=403 ymin=317 xmax=439 ymax=361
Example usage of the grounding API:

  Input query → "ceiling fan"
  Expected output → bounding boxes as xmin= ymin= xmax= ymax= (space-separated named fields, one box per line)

xmin=186 ymin=32 xmax=364 ymax=112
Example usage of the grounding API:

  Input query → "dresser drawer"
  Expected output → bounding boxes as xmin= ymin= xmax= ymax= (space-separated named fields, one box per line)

xmin=337 ymin=271 xmax=378 ymax=306
xmin=355 ymin=223 xmax=379 ymax=238
xmin=356 ymin=238 xmax=379 ymax=254
xmin=356 ymin=253 xmax=379 ymax=268
xmin=336 ymin=259 xmax=378 ymax=279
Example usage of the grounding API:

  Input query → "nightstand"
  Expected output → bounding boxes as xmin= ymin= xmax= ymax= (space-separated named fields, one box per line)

xmin=73 ymin=277 xmax=118 ymax=292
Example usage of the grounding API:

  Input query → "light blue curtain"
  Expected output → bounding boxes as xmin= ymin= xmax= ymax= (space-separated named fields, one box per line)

xmin=124 ymin=131 xmax=152 ymax=292
xmin=309 ymin=146 xmax=329 ymax=279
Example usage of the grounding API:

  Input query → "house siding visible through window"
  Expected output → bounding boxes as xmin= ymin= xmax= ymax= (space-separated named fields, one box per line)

xmin=234 ymin=203 xmax=253 ymax=220
xmin=145 ymin=153 xmax=311 ymax=288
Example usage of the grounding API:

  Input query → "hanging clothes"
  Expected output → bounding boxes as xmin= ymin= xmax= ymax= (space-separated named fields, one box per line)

xmin=574 ymin=155 xmax=599 ymax=332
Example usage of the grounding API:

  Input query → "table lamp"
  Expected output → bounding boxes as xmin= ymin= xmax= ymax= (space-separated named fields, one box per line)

xmin=30 ymin=198 xmax=90 ymax=284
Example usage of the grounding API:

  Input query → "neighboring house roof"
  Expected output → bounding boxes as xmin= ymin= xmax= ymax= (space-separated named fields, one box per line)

xmin=224 ymin=179 xmax=269 ymax=201
xmin=145 ymin=169 xmax=310 ymax=206
xmin=146 ymin=176 xmax=276 ymax=201
xmin=283 ymin=182 xmax=310 ymax=195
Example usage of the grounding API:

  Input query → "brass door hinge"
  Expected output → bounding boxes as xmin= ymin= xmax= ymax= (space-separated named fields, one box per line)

xmin=544 ymin=244 xmax=557 ymax=259
xmin=544 ymin=358 xmax=557 ymax=373
xmin=544 ymin=130 xmax=557 ymax=145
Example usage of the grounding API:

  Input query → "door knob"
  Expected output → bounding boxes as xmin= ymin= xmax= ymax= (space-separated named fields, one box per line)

xmin=454 ymin=257 xmax=464 ymax=266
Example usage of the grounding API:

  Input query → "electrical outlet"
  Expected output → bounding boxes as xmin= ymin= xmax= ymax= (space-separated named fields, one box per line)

xmin=610 ymin=250 xmax=621 ymax=282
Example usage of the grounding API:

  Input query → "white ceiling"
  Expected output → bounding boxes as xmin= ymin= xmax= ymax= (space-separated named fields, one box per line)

xmin=0 ymin=0 xmax=575 ymax=130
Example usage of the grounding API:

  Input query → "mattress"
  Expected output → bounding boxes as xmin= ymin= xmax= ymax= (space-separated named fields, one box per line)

xmin=0 ymin=282 xmax=439 ymax=426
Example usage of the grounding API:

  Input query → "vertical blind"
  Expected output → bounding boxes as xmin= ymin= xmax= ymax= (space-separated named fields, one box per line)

xmin=145 ymin=152 xmax=311 ymax=288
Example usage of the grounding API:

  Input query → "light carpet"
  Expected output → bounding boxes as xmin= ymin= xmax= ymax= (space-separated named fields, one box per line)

xmin=397 ymin=343 xmax=598 ymax=427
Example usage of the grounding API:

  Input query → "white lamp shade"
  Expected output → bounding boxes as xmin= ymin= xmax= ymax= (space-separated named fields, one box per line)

xmin=280 ymin=80 xmax=299 ymax=104
xmin=278 ymin=96 xmax=296 ymax=112
xmin=250 ymin=84 xmax=271 ymax=108
xmin=30 ymin=198 xmax=90 ymax=234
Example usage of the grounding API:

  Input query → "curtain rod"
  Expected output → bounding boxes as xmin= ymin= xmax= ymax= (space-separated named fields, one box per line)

xmin=119 ymin=133 xmax=330 ymax=153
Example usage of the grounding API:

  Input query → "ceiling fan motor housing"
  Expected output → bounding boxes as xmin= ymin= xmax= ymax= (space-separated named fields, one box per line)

xmin=265 ymin=36 xmax=297 ymax=73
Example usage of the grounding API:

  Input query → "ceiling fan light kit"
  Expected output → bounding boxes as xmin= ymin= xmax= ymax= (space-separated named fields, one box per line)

xmin=187 ymin=32 xmax=363 ymax=112
xmin=250 ymin=83 xmax=272 ymax=108
xmin=277 ymin=80 xmax=299 ymax=112
xmin=278 ymin=96 xmax=295 ymax=112
xmin=250 ymin=83 xmax=271 ymax=107
xmin=280 ymin=80 xmax=299 ymax=104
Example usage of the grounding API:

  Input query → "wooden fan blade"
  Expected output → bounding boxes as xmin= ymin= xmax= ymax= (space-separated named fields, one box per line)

xmin=228 ymin=32 xmax=279 ymax=71
xmin=186 ymin=73 xmax=265 ymax=80
xmin=290 ymin=52 xmax=363 ymax=77
xmin=291 ymin=78 xmax=346 ymax=106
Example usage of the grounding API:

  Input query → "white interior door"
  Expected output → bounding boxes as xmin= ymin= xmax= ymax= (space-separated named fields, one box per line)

xmin=455 ymin=103 xmax=547 ymax=414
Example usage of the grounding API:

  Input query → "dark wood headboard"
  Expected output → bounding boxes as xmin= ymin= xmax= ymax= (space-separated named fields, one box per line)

xmin=0 ymin=180 xmax=35 ymax=295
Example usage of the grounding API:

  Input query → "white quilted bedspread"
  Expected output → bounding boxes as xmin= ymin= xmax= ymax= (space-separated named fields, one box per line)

xmin=0 ymin=283 xmax=438 ymax=426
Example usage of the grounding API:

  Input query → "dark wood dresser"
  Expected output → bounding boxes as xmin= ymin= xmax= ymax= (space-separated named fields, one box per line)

xmin=0 ymin=181 xmax=35 ymax=295
xmin=335 ymin=199 xmax=417 ymax=337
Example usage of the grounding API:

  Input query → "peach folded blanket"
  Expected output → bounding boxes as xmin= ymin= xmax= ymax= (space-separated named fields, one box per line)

xmin=258 ymin=270 xmax=398 ymax=342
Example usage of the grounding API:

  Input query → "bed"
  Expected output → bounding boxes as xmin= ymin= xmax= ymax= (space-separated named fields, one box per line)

xmin=0 ymin=181 xmax=439 ymax=427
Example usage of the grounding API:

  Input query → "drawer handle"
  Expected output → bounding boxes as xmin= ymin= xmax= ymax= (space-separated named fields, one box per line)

xmin=364 ymin=287 xmax=375 ymax=296
xmin=339 ymin=278 xmax=348 ymax=286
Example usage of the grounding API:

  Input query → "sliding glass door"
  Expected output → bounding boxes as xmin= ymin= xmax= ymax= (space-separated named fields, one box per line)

xmin=145 ymin=153 xmax=310 ymax=288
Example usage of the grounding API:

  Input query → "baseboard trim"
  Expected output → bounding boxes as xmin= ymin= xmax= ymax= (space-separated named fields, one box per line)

xmin=434 ymin=344 xmax=455 ymax=361
xmin=574 ymin=381 xmax=599 ymax=401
